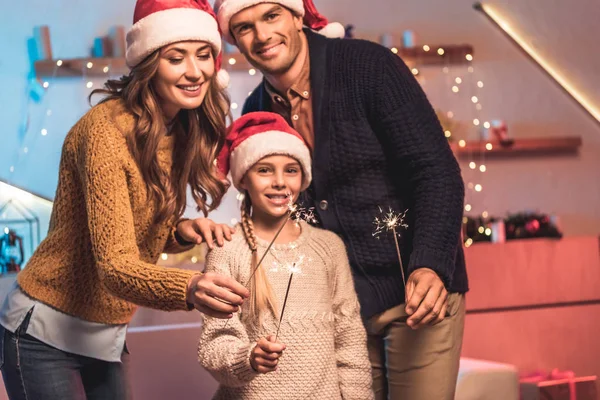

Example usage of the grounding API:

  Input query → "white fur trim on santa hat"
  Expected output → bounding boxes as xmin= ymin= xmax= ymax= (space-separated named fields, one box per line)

xmin=229 ymin=130 xmax=312 ymax=191
xmin=217 ymin=69 xmax=230 ymax=89
xmin=126 ymin=8 xmax=222 ymax=67
xmin=314 ymin=21 xmax=345 ymax=39
xmin=216 ymin=0 xmax=304 ymax=44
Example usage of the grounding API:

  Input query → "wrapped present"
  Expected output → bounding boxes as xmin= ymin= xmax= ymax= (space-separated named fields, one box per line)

xmin=519 ymin=369 xmax=597 ymax=400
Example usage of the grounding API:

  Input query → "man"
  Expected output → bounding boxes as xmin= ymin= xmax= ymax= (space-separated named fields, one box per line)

xmin=215 ymin=0 xmax=469 ymax=398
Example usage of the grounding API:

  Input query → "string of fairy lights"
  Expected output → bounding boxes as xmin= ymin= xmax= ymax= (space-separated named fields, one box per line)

xmin=398 ymin=44 xmax=493 ymax=247
xmin=9 ymin=57 xmax=116 ymax=181
xmin=12 ymin=38 xmax=497 ymax=264
xmin=219 ymin=43 xmax=495 ymax=249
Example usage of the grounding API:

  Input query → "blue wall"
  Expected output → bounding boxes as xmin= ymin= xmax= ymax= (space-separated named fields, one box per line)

xmin=0 ymin=0 xmax=140 ymax=198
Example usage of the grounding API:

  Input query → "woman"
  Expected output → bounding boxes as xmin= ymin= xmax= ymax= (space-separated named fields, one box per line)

xmin=0 ymin=0 xmax=248 ymax=398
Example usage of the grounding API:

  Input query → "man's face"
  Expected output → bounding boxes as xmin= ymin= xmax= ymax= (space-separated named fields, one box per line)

xmin=229 ymin=3 xmax=304 ymax=76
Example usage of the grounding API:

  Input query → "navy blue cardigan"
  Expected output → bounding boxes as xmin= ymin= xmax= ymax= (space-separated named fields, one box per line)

xmin=243 ymin=30 xmax=468 ymax=320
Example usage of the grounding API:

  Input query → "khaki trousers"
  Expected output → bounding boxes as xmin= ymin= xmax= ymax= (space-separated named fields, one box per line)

xmin=366 ymin=293 xmax=466 ymax=400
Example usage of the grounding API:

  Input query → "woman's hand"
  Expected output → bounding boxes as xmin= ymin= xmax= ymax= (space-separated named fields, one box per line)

xmin=250 ymin=336 xmax=286 ymax=373
xmin=177 ymin=218 xmax=235 ymax=249
xmin=186 ymin=273 xmax=249 ymax=318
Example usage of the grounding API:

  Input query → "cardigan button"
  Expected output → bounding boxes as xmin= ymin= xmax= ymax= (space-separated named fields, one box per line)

xmin=319 ymin=200 xmax=329 ymax=211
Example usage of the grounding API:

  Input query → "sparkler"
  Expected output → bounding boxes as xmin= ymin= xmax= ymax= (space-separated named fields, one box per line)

xmin=224 ymin=194 xmax=313 ymax=328
xmin=291 ymin=204 xmax=317 ymax=226
xmin=373 ymin=207 xmax=409 ymax=286
xmin=245 ymin=195 xmax=314 ymax=285
xmin=275 ymin=261 xmax=302 ymax=341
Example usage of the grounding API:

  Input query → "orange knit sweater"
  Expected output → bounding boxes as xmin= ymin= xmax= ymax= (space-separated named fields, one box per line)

xmin=17 ymin=99 xmax=198 ymax=325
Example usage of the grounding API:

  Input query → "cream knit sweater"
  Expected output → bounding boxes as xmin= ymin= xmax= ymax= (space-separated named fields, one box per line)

xmin=198 ymin=222 xmax=374 ymax=399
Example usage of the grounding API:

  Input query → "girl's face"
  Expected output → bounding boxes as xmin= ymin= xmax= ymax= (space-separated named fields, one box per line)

xmin=241 ymin=154 xmax=303 ymax=221
xmin=153 ymin=41 xmax=215 ymax=120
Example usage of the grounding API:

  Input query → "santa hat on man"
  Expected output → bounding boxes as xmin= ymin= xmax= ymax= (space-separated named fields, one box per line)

xmin=216 ymin=112 xmax=312 ymax=191
xmin=214 ymin=0 xmax=345 ymax=44
xmin=126 ymin=0 xmax=230 ymax=88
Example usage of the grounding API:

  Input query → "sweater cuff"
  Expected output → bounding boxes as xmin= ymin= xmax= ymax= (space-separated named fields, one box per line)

xmin=166 ymin=268 xmax=200 ymax=311
xmin=174 ymin=219 xmax=195 ymax=246
xmin=407 ymin=249 xmax=456 ymax=287
xmin=163 ymin=220 xmax=195 ymax=254
xmin=231 ymin=344 xmax=260 ymax=383
xmin=186 ymin=273 xmax=203 ymax=311
xmin=174 ymin=229 xmax=195 ymax=246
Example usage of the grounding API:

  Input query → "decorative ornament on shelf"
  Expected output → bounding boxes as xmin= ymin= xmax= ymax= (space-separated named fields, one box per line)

xmin=0 ymin=229 xmax=25 ymax=274
xmin=462 ymin=211 xmax=562 ymax=247
xmin=504 ymin=212 xmax=562 ymax=241
xmin=481 ymin=119 xmax=514 ymax=147
xmin=402 ymin=30 xmax=417 ymax=48
xmin=0 ymin=197 xmax=42 ymax=268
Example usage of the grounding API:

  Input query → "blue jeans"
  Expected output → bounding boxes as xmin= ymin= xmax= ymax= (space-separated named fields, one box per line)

xmin=0 ymin=311 xmax=130 ymax=400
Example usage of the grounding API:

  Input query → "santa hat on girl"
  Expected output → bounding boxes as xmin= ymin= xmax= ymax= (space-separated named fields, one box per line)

xmin=214 ymin=0 xmax=345 ymax=44
xmin=216 ymin=112 xmax=312 ymax=191
xmin=126 ymin=0 xmax=230 ymax=87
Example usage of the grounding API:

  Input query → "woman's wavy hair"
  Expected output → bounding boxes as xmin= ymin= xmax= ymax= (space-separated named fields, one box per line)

xmin=90 ymin=46 xmax=231 ymax=224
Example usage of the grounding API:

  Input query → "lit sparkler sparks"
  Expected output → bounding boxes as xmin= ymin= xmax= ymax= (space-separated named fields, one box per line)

xmin=291 ymin=204 xmax=317 ymax=225
xmin=372 ymin=206 xmax=409 ymax=286
xmin=373 ymin=207 xmax=409 ymax=239
xmin=245 ymin=194 xmax=312 ymax=284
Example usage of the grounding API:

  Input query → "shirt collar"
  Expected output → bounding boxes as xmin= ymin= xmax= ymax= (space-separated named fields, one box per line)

xmin=264 ymin=49 xmax=311 ymax=103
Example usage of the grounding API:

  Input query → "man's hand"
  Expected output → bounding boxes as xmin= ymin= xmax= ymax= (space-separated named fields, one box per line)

xmin=186 ymin=272 xmax=249 ymax=318
xmin=177 ymin=218 xmax=236 ymax=249
xmin=405 ymin=268 xmax=448 ymax=329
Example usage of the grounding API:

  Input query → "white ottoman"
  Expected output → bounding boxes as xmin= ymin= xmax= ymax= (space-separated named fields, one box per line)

xmin=455 ymin=358 xmax=519 ymax=400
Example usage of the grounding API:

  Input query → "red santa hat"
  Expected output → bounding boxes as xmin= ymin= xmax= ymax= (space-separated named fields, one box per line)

xmin=214 ymin=0 xmax=345 ymax=44
xmin=126 ymin=0 xmax=230 ymax=87
xmin=216 ymin=112 xmax=312 ymax=191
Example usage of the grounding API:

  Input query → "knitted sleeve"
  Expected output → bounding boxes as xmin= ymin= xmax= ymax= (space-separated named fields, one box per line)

xmin=162 ymin=220 xmax=195 ymax=254
xmin=76 ymin=120 xmax=196 ymax=311
xmin=197 ymin=245 xmax=259 ymax=387
xmin=328 ymin=233 xmax=374 ymax=400
xmin=367 ymin=46 xmax=465 ymax=286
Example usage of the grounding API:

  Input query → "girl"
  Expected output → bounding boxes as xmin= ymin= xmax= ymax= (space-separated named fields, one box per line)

xmin=198 ymin=112 xmax=374 ymax=399
xmin=0 ymin=0 xmax=248 ymax=398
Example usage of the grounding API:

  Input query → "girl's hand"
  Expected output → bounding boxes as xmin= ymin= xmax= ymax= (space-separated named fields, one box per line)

xmin=250 ymin=336 xmax=286 ymax=373
xmin=177 ymin=218 xmax=236 ymax=249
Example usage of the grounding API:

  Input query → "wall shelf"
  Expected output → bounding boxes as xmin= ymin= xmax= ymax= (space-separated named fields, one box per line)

xmin=394 ymin=44 xmax=474 ymax=66
xmin=35 ymin=44 xmax=474 ymax=79
xmin=451 ymin=136 xmax=582 ymax=157
xmin=222 ymin=43 xmax=474 ymax=72
xmin=35 ymin=57 xmax=127 ymax=79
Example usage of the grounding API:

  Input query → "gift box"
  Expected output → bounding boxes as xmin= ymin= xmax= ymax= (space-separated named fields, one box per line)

xmin=520 ymin=370 xmax=597 ymax=400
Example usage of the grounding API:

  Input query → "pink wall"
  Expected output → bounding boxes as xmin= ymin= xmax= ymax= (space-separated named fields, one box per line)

xmin=461 ymin=236 xmax=600 ymax=384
